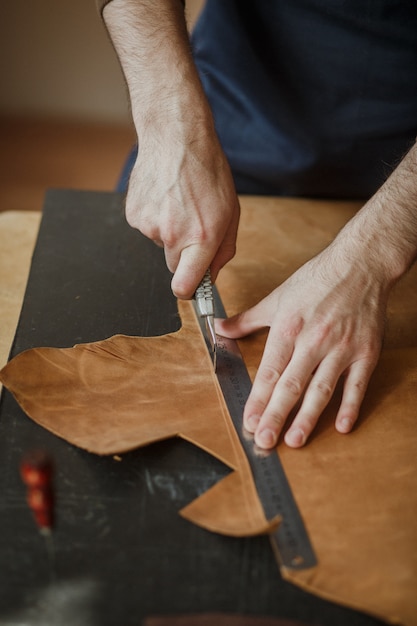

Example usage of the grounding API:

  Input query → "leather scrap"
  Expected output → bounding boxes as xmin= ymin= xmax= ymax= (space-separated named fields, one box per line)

xmin=0 ymin=298 xmax=276 ymax=539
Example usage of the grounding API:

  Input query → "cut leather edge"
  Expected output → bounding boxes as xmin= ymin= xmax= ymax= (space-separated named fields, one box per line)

xmin=0 ymin=299 xmax=276 ymax=539
xmin=180 ymin=471 xmax=281 ymax=537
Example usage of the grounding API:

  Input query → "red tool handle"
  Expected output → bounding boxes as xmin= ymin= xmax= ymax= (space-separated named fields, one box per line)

xmin=20 ymin=450 xmax=54 ymax=533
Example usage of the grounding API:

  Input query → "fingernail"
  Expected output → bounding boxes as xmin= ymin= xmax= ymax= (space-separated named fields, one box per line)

xmin=214 ymin=318 xmax=225 ymax=332
xmin=256 ymin=429 xmax=276 ymax=449
xmin=339 ymin=417 xmax=352 ymax=433
xmin=285 ymin=427 xmax=305 ymax=447
xmin=246 ymin=415 xmax=261 ymax=432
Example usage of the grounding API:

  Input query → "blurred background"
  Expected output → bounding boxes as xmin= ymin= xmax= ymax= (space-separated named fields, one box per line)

xmin=0 ymin=0 xmax=204 ymax=212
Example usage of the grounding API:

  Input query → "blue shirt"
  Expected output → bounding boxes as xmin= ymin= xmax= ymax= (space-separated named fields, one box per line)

xmin=192 ymin=0 xmax=417 ymax=198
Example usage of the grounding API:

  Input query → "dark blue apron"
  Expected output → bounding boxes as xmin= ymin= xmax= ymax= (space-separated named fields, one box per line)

xmin=191 ymin=0 xmax=417 ymax=198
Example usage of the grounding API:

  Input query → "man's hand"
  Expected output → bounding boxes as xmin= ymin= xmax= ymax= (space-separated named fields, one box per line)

xmin=216 ymin=244 xmax=386 ymax=449
xmin=126 ymin=123 xmax=240 ymax=299
xmin=217 ymin=140 xmax=417 ymax=449
xmin=102 ymin=0 xmax=240 ymax=298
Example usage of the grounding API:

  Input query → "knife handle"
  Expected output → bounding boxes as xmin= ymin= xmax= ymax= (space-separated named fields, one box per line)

xmin=195 ymin=269 xmax=214 ymax=317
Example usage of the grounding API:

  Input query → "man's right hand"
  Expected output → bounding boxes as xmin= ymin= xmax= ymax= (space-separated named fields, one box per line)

xmin=125 ymin=121 xmax=240 ymax=299
xmin=102 ymin=0 xmax=240 ymax=298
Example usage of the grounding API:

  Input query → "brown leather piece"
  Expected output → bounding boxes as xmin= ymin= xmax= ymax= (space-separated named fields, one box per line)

xmin=216 ymin=197 xmax=417 ymax=626
xmin=1 ymin=196 xmax=416 ymax=625
xmin=0 ymin=297 xmax=276 ymax=538
xmin=144 ymin=615 xmax=310 ymax=626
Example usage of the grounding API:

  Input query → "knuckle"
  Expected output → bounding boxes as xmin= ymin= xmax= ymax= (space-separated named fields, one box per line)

xmin=258 ymin=364 xmax=281 ymax=386
xmin=125 ymin=202 xmax=151 ymax=234
xmin=311 ymin=377 xmax=333 ymax=400
xmin=265 ymin=410 xmax=286 ymax=430
xmin=283 ymin=375 xmax=303 ymax=397
xmin=296 ymin=413 xmax=317 ymax=434
xmin=360 ymin=339 xmax=381 ymax=362
xmin=125 ymin=202 xmax=137 ymax=228
xmin=159 ymin=230 xmax=177 ymax=249
xmin=245 ymin=398 xmax=267 ymax=419
xmin=139 ymin=220 xmax=159 ymax=241
xmin=279 ymin=316 xmax=304 ymax=339
xmin=352 ymin=377 xmax=368 ymax=394
xmin=221 ymin=242 xmax=237 ymax=264
xmin=308 ymin=320 xmax=333 ymax=350
xmin=163 ymin=223 xmax=209 ymax=251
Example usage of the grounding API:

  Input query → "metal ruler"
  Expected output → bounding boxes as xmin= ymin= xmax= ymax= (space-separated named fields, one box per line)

xmin=196 ymin=287 xmax=317 ymax=571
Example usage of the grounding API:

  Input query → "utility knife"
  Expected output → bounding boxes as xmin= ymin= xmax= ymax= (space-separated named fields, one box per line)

xmin=194 ymin=269 xmax=217 ymax=370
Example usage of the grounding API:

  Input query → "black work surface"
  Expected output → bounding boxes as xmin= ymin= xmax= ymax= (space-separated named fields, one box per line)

xmin=0 ymin=190 xmax=387 ymax=626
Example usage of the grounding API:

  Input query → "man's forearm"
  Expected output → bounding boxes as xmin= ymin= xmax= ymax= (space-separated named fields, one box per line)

xmin=96 ymin=0 xmax=184 ymax=17
xmin=99 ymin=0 xmax=241 ymax=300
xmin=332 ymin=140 xmax=417 ymax=288
xmin=102 ymin=0 xmax=213 ymax=137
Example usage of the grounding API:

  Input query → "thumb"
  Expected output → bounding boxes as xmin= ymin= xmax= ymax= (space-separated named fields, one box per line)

xmin=171 ymin=244 xmax=212 ymax=300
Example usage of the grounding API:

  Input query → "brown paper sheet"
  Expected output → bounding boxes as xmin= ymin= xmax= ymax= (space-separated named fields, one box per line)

xmin=1 ymin=196 xmax=416 ymax=625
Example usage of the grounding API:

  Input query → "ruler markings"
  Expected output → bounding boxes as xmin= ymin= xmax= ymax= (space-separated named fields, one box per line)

xmin=204 ymin=288 xmax=317 ymax=571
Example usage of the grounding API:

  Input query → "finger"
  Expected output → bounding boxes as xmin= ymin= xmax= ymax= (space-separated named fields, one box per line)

xmin=335 ymin=359 xmax=375 ymax=434
xmin=252 ymin=348 xmax=321 ymax=449
xmin=170 ymin=244 xmax=214 ymax=299
xmin=210 ymin=202 xmax=240 ymax=282
xmin=164 ymin=244 xmax=181 ymax=275
xmin=215 ymin=298 xmax=273 ymax=339
xmin=243 ymin=326 xmax=295 ymax=435
xmin=284 ymin=354 xmax=345 ymax=448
